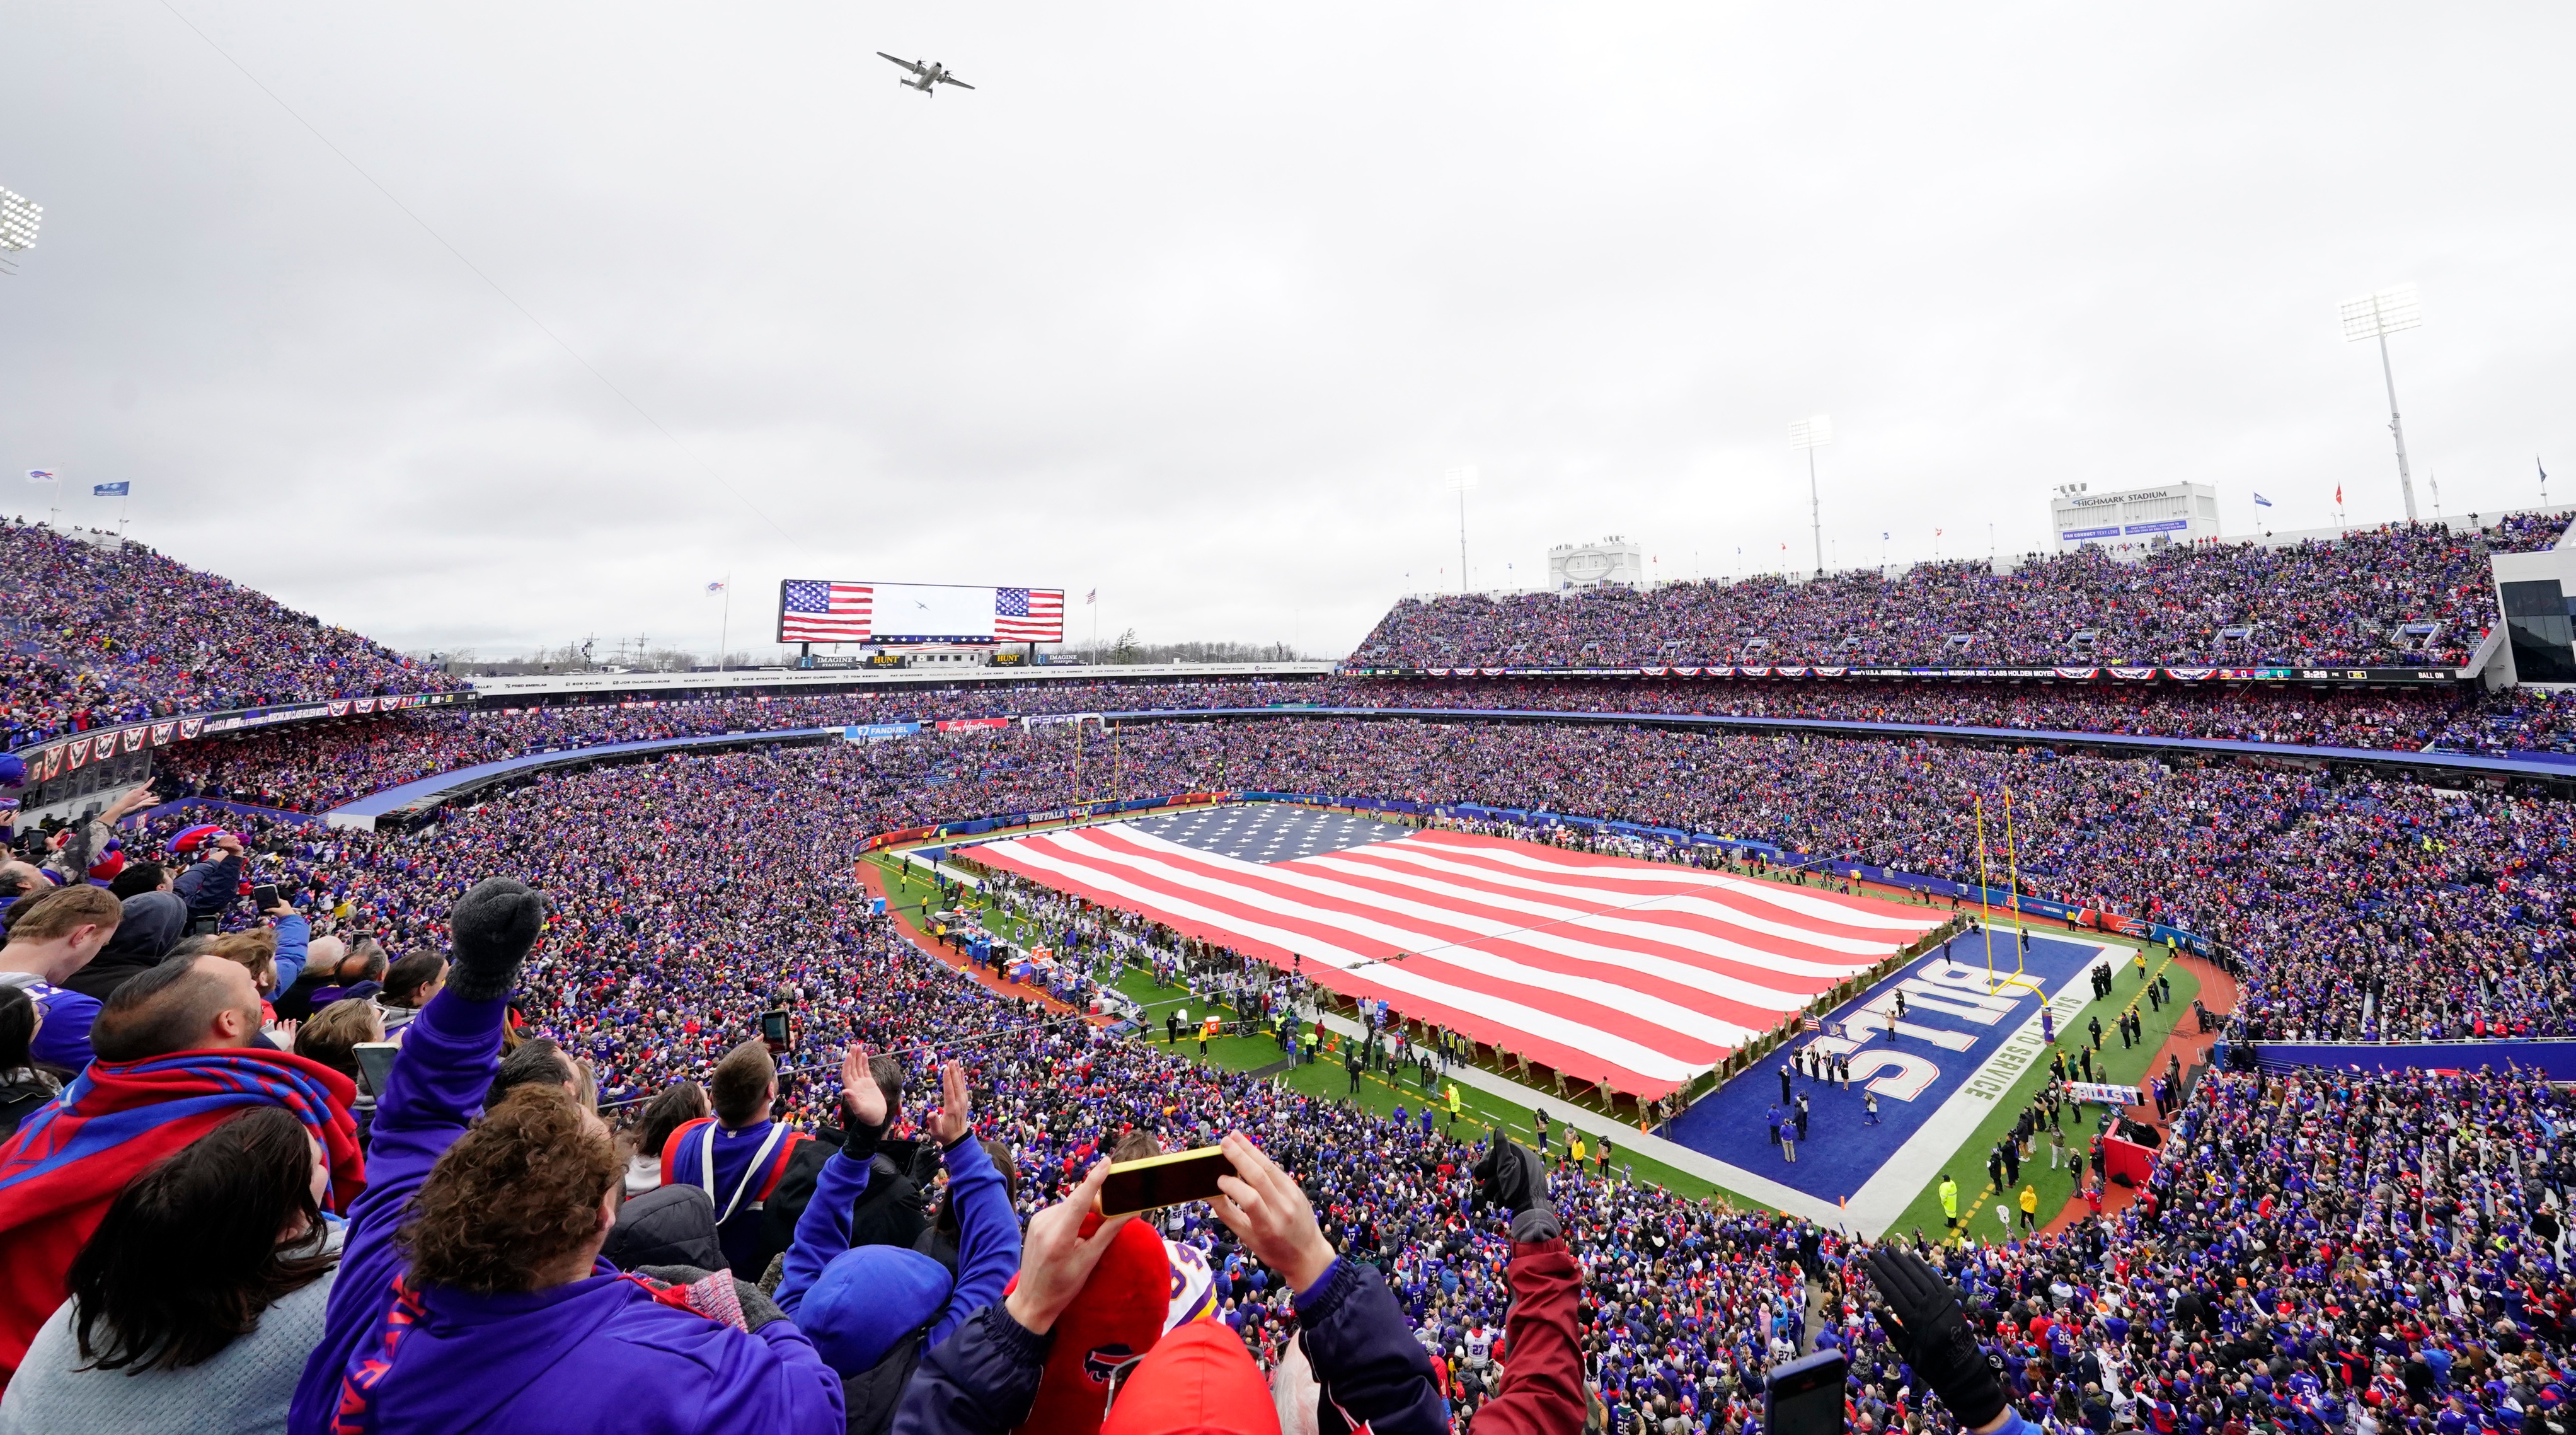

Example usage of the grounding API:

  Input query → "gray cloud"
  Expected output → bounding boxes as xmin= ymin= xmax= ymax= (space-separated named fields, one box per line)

xmin=1 ymin=3 xmax=2569 ymax=658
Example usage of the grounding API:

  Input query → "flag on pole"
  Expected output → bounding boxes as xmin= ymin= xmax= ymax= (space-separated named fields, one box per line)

xmin=2253 ymin=493 xmax=2274 ymax=507
xmin=704 ymin=580 xmax=726 ymax=595
xmin=25 ymin=470 xmax=54 ymax=484
xmin=90 ymin=482 xmax=128 ymax=497
xmin=2336 ymin=484 xmax=2344 ymax=506
xmin=1086 ymin=589 xmax=1097 ymax=604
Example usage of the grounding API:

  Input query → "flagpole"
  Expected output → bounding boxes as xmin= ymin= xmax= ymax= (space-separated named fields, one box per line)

xmin=718 ymin=573 xmax=732 ymax=673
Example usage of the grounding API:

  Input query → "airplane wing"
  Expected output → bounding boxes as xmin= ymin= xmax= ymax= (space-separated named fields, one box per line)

xmin=877 ymin=52 xmax=929 ymax=76
xmin=938 ymin=74 xmax=975 ymax=89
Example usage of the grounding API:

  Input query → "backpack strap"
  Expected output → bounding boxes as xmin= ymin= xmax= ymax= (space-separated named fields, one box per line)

xmin=713 ymin=1123 xmax=792 ymax=1225
xmin=660 ymin=1116 xmax=715 ymax=1191
xmin=755 ymin=1131 xmax=811 ymax=1203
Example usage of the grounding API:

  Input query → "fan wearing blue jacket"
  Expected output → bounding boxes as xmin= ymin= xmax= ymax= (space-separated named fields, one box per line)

xmin=774 ymin=1046 xmax=1020 ymax=1435
xmin=285 ymin=877 xmax=844 ymax=1435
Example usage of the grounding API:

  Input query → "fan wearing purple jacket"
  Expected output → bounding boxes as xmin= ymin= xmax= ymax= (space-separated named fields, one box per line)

xmin=286 ymin=877 xmax=844 ymax=1435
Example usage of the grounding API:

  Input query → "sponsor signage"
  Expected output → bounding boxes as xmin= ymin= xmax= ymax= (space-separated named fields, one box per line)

xmin=842 ymin=722 xmax=922 ymax=743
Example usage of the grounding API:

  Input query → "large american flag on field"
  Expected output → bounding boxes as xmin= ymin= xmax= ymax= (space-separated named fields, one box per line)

xmin=995 ymin=587 xmax=1064 ymax=642
xmin=967 ymin=806 xmax=1946 ymax=1098
xmin=779 ymin=580 xmax=873 ymax=642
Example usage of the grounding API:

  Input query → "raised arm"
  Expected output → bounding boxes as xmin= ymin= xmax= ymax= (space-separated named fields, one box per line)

xmin=924 ymin=1059 xmax=1019 ymax=1349
xmin=776 ymin=1042 xmax=887 ymax=1317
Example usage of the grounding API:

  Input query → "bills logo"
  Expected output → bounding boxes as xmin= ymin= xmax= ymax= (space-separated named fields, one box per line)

xmin=1083 ymin=1344 xmax=1142 ymax=1384
xmin=1667 ymin=931 xmax=2135 ymax=1237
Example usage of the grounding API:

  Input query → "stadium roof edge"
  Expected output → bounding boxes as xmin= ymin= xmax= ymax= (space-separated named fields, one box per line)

xmin=465 ymin=661 xmax=1335 ymax=700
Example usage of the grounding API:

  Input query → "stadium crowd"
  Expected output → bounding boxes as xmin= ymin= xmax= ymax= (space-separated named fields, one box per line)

xmin=1 ymin=734 xmax=2572 ymax=1435
xmin=149 ymin=678 xmax=1318 ymax=812
xmin=1353 ymin=517 xmax=2570 ymax=671
xmin=0 ymin=518 xmax=456 ymax=749
xmin=95 ymin=709 xmax=2576 ymax=1042
xmin=8 ymin=522 xmax=2576 ymax=1433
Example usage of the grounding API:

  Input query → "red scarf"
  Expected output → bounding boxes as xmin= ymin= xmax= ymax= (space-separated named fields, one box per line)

xmin=0 ymin=1046 xmax=362 ymax=1371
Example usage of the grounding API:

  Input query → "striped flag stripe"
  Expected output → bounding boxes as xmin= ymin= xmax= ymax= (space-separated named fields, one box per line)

xmin=1138 ymin=829 xmax=1858 ymax=999
xmin=977 ymin=831 xmax=1710 ymax=1089
xmin=1055 ymin=828 xmax=1755 ymax=1048
xmin=1098 ymin=827 xmax=1797 ymax=1034
xmin=1394 ymin=832 xmax=1936 ymax=932
xmin=1311 ymin=844 xmax=1902 ymax=974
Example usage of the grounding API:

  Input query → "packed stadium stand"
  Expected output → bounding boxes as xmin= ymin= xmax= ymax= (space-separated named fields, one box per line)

xmin=0 ymin=517 xmax=459 ymax=749
xmin=1350 ymin=516 xmax=2570 ymax=670
xmin=3 ymin=517 xmax=2574 ymax=1435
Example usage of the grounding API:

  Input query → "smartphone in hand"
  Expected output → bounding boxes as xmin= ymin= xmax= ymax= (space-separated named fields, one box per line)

xmin=1097 ymin=1146 xmax=1238 ymax=1216
xmin=1766 ymin=1349 xmax=1848 ymax=1435
xmin=250 ymin=883 xmax=282 ymax=911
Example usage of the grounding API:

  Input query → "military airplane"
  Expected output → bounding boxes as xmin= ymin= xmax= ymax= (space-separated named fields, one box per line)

xmin=878 ymin=54 xmax=974 ymax=93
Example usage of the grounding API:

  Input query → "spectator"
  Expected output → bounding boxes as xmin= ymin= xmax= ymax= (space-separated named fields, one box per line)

xmin=660 ymin=1037 xmax=814 ymax=1277
xmin=290 ymin=996 xmax=384 ymax=1091
xmin=376 ymin=949 xmax=446 ymax=1035
xmin=0 ymin=986 xmax=55 ymax=1141
xmin=57 ymin=890 xmax=187 ymax=1005
xmin=623 ymin=1080 xmax=711 ymax=1196
xmin=0 ymin=1106 xmax=340 ymax=1434
xmin=776 ymin=1049 xmax=1018 ymax=1432
xmin=0 ymin=885 xmax=124 ymax=1070
xmin=895 ymin=1131 xmax=1446 ymax=1434
xmin=0 ymin=952 xmax=360 ymax=1377
xmin=170 ymin=831 xmax=243 ymax=928
xmin=286 ymin=878 xmax=844 ymax=1434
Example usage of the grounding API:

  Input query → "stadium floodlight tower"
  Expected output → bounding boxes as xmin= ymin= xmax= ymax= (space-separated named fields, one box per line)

xmin=1444 ymin=465 xmax=1478 ymax=594
xmin=2339 ymin=283 xmax=2422 ymax=523
xmin=0 ymin=186 xmax=40 ymax=275
xmin=1790 ymin=415 xmax=1832 ymax=577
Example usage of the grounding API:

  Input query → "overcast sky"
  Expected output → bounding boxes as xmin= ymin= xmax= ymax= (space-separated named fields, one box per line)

xmin=2 ymin=4 xmax=2570 ymax=660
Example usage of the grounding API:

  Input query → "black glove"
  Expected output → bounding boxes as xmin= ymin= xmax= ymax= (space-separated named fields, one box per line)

xmin=1864 ymin=1247 xmax=2007 ymax=1429
xmin=445 ymin=877 xmax=546 ymax=1002
xmin=1472 ymin=1131 xmax=1544 ymax=1215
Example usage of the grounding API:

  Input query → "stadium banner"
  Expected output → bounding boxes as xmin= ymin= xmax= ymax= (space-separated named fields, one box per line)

xmin=2226 ymin=1038 xmax=2576 ymax=1078
xmin=842 ymin=722 xmax=922 ymax=742
xmin=2064 ymin=1080 xmax=2143 ymax=1107
xmin=934 ymin=717 xmax=1011 ymax=734
xmin=9 ymin=691 xmax=469 ymax=802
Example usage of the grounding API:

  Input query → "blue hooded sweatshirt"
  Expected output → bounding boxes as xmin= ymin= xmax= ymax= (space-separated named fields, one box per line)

xmin=285 ymin=985 xmax=844 ymax=1435
xmin=775 ymin=1130 xmax=1020 ymax=1376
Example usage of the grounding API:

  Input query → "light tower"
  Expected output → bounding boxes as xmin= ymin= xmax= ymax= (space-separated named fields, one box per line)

xmin=1444 ymin=466 xmax=1478 ymax=594
xmin=1790 ymin=415 xmax=1832 ymax=577
xmin=2339 ymin=284 xmax=2423 ymax=522
xmin=0 ymin=186 xmax=40 ymax=275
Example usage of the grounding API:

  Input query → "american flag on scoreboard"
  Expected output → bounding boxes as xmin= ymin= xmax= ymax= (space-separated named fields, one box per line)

xmin=995 ymin=587 xmax=1064 ymax=642
xmin=966 ymin=807 xmax=1946 ymax=1098
xmin=779 ymin=580 xmax=873 ymax=642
